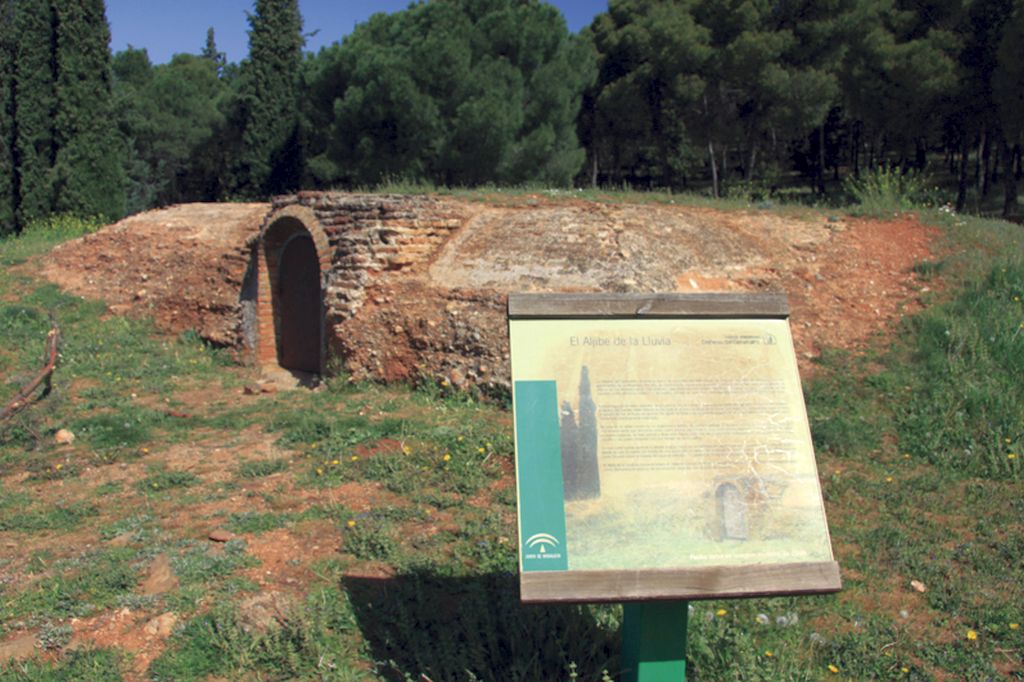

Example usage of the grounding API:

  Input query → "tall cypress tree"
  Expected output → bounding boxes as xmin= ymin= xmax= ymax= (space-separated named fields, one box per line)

xmin=202 ymin=27 xmax=226 ymax=77
xmin=51 ymin=0 xmax=125 ymax=219
xmin=12 ymin=0 xmax=58 ymax=229
xmin=0 ymin=0 xmax=16 ymax=234
xmin=236 ymin=0 xmax=304 ymax=197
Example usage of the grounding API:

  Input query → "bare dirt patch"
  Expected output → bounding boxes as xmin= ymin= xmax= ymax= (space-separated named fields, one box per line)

xmin=40 ymin=203 xmax=268 ymax=347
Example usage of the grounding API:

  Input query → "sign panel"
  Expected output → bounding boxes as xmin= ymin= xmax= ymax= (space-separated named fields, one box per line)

xmin=508 ymin=293 xmax=840 ymax=603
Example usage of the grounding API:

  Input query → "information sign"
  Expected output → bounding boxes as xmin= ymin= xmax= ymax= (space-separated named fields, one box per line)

xmin=508 ymin=293 xmax=841 ymax=603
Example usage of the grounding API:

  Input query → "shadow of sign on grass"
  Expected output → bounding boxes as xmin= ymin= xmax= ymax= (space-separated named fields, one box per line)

xmin=343 ymin=571 xmax=619 ymax=681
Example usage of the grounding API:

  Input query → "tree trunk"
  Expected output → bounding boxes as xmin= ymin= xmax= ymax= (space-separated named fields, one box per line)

xmin=822 ymin=127 xmax=828 ymax=192
xmin=956 ymin=136 xmax=969 ymax=213
xmin=708 ymin=139 xmax=719 ymax=198
xmin=746 ymin=141 xmax=757 ymax=182
xmin=976 ymin=126 xmax=985 ymax=188
xmin=590 ymin=153 xmax=598 ymax=188
xmin=1001 ymin=138 xmax=1018 ymax=218
xmin=982 ymin=132 xmax=992 ymax=196
xmin=852 ymin=124 xmax=861 ymax=178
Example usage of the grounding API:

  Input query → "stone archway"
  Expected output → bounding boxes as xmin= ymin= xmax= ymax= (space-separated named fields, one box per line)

xmin=276 ymin=234 xmax=320 ymax=371
xmin=257 ymin=206 xmax=331 ymax=375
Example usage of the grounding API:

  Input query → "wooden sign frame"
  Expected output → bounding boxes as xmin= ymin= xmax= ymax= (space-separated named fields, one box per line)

xmin=508 ymin=292 xmax=841 ymax=604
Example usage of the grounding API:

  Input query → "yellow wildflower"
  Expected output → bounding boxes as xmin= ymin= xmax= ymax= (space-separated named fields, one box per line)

xmin=901 ymin=667 xmax=909 ymax=674
xmin=828 ymin=664 xmax=839 ymax=674
xmin=351 ymin=455 xmax=359 ymax=462
xmin=1009 ymin=453 xmax=1017 ymax=460
xmin=55 ymin=464 xmax=62 ymax=471
xmin=1010 ymin=623 xmax=1019 ymax=630
xmin=885 ymin=476 xmax=893 ymax=483
xmin=443 ymin=453 xmax=452 ymax=462
xmin=764 ymin=651 xmax=774 ymax=658
xmin=716 ymin=608 xmax=727 ymax=616
xmin=478 ymin=447 xmax=486 ymax=454
xmin=966 ymin=629 xmax=977 ymax=641
xmin=402 ymin=444 xmax=412 ymax=455
xmin=331 ymin=459 xmax=340 ymax=465
xmin=347 ymin=520 xmax=356 ymax=528
xmin=316 ymin=468 xmax=323 ymax=476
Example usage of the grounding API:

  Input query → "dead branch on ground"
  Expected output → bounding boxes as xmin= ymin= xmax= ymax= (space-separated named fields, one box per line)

xmin=1 ymin=322 xmax=60 ymax=422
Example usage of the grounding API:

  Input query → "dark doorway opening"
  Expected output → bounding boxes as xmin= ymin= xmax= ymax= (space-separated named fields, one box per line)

xmin=277 ymin=234 xmax=321 ymax=373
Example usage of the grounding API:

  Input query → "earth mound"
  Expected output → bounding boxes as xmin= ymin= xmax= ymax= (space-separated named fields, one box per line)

xmin=39 ymin=196 xmax=939 ymax=385
xmin=42 ymin=203 xmax=269 ymax=347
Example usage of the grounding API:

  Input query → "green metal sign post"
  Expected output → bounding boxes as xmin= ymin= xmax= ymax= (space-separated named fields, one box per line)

xmin=621 ymin=601 xmax=689 ymax=682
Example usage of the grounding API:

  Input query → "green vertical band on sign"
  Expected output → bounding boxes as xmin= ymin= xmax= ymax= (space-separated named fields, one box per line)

xmin=514 ymin=380 xmax=569 ymax=572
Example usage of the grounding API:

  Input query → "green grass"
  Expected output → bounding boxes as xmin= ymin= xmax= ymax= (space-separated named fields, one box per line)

xmin=237 ymin=457 xmax=290 ymax=479
xmin=225 ymin=510 xmax=290 ymax=535
xmin=1 ymin=548 xmax=140 ymax=625
xmin=0 ymin=648 xmax=124 ymax=681
xmin=799 ymin=253 xmax=1024 ymax=679
xmin=0 ymin=486 xmax=96 ymax=532
xmin=134 ymin=467 xmax=201 ymax=494
xmin=809 ymin=259 xmax=1024 ymax=480
xmin=150 ymin=586 xmax=366 ymax=682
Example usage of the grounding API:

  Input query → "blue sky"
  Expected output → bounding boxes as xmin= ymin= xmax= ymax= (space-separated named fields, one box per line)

xmin=106 ymin=1 xmax=609 ymax=65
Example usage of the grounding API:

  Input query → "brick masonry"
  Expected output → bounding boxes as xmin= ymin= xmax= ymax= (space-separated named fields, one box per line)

xmin=254 ymin=192 xmax=468 ymax=373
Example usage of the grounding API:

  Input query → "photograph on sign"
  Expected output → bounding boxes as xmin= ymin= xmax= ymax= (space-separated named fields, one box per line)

xmin=509 ymin=312 xmax=837 ymax=600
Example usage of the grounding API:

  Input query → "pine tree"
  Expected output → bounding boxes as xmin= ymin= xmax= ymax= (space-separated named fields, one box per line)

xmin=0 ymin=0 xmax=16 ymax=234
xmin=50 ymin=0 xmax=126 ymax=220
xmin=12 ymin=0 xmax=58 ymax=228
xmin=305 ymin=0 xmax=593 ymax=188
xmin=236 ymin=0 xmax=304 ymax=197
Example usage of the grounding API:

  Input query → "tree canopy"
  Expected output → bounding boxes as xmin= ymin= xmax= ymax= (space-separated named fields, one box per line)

xmin=302 ymin=0 xmax=594 ymax=188
xmin=0 ymin=0 xmax=1021 ymax=233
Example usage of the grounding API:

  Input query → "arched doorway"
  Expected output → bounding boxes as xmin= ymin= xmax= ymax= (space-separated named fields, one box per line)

xmin=277 ymin=234 xmax=321 ymax=372
xmin=257 ymin=207 xmax=329 ymax=377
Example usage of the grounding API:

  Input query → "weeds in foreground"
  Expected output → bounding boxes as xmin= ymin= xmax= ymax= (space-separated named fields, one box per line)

xmin=0 ymin=649 xmax=123 ymax=682
xmin=149 ymin=586 xmax=365 ymax=682
xmin=843 ymin=167 xmax=940 ymax=216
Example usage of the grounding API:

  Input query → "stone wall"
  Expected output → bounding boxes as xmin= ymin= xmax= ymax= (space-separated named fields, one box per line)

xmin=257 ymin=192 xmax=469 ymax=371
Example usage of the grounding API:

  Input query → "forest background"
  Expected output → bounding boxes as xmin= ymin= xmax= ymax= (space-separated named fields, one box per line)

xmin=1 ymin=0 xmax=1022 ymax=237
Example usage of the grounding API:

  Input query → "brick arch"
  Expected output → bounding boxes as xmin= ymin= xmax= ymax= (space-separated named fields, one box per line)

xmin=257 ymin=205 xmax=332 ymax=374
